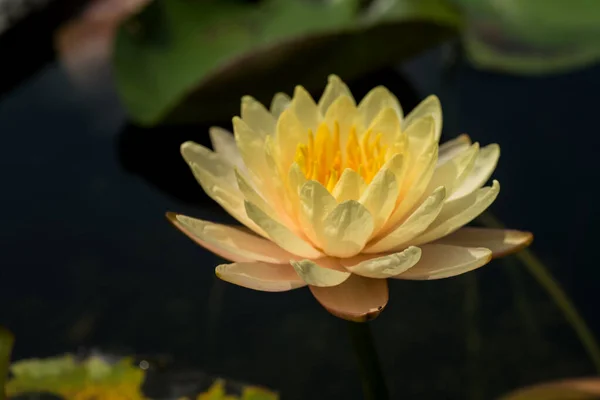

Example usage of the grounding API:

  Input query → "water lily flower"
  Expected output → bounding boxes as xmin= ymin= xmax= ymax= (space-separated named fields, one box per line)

xmin=167 ymin=75 xmax=532 ymax=322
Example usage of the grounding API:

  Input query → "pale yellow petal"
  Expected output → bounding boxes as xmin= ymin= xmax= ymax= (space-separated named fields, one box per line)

xmin=290 ymin=258 xmax=350 ymax=287
xmin=324 ymin=95 xmax=357 ymax=150
xmin=438 ymin=134 xmax=471 ymax=165
xmin=270 ymin=92 xmax=291 ymax=118
xmin=410 ymin=180 xmax=500 ymax=245
xmin=287 ymin=162 xmax=308 ymax=216
xmin=216 ymin=262 xmax=306 ymax=292
xmin=234 ymin=169 xmax=276 ymax=220
xmin=245 ymin=200 xmax=323 ymax=259
xmin=241 ymin=95 xmax=275 ymax=136
xmin=298 ymin=180 xmax=337 ymax=247
xmin=320 ymin=200 xmax=374 ymax=258
xmin=357 ymin=86 xmax=403 ymax=130
xmin=318 ymin=74 xmax=354 ymax=116
xmin=341 ymin=246 xmax=422 ymax=278
xmin=394 ymin=244 xmax=492 ymax=280
xmin=233 ymin=117 xmax=269 ymax=185
xmin=275 ymin=108 xmax=307 ymax=171
xmin=208 ymin=127 xmax=246 ymax=172
xmin=427 ymin=143 xmax=479 ymax=196
xmin=403 ymin=95 xmax=442 ymax=141
xmin=309 ymin=274 xmax=388 ymax=322
xmin=181 ymin=141 xmax=235 ymax=184
xmin=359 ymin=169 xmax=398 ymax=234
xmin=291 ymin=85 xmax=320 ymax=132
xmin=167 ymin=212 xmax=297 ymax=264
xmin=434 ymin=227 xmax=533 ymax=258
xmin=450 ymin=144 xmax=500 ymax=200
xmin=365 ymin=107 xmax=402 ymax=145
xmin=332 ymin=169 xmax=366 ymax=202
xmin=405 ymin=115 xmax=436 ymax=158
xmin=365 ymin=186 xmax=446 ymax=253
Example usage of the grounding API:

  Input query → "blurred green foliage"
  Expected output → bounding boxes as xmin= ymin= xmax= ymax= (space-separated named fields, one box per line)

xmin=0 ymin=327 xmax=14 ymax=400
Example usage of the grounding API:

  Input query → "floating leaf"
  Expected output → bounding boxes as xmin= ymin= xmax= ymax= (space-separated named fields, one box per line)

xmin=113 ymin=0 xmax=460 ymax=125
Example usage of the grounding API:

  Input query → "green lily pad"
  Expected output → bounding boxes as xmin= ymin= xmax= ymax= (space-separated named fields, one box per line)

xmin=113 ymin=0 xmax=460 ymax=126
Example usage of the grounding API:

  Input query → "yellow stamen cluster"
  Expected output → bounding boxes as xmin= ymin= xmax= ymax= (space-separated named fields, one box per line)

xmin=294 ymin=122 xmax=389 ymax=190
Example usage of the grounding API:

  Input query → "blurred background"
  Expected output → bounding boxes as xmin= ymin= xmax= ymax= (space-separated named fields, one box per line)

xmin=1 ymin=0 xmax=600 ymax=398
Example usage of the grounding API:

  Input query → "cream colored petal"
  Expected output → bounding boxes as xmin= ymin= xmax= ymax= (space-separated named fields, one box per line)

xmin=428 ymin=143 xmax=479 ymax=196
xmin=357 ymin=86 xmax=403 ymax=130
xmin=287 ymin=162 xmax=308 ymax=216
xmin=167 ymin=212 xmax=297 ymax=264
xmin=403 ymin=95 xmax=442 ymax=141
xmin=318 ymin=74 xmax=354 ymax=116
xmin=181 ymin=141 xmax=235 ymax=184
xmin=341 ymin=246 xmax=422 ymax=278
xmin=234 ymin=169 xmax=276 ymax=219
xmin=359 ymin=169 xmax=398 ymax=234
xmin=291 ymin=258 xmax=350 ymax=287
xmin=208 ymin=127 xmax=246 ymax=172
xmin=233 ymin=117 xmax=269 ymax=184
xmin=298 ymin=180 xmax=337 ymax=247
xmin=321 ymin=200 xmax=374 ymax=258
xmin=241 ymin=95 xmax=276 ymax=136
xmin=365 ymin=107 xmax=402 ymax=145
xmin=309 ymin=274 xmax=388 ymax=322
xmin=332 ymin=169 xmax=366 ymax=202
xmin=216 ymin=262 xmax=306 ymax=292
xmin=365 ymin=186 xmax=446 ymax=254
xmin=270 ymin=92 xmax=291 ymax=118
xmin=434 ymin=227 xmax=533 ymax=258
xmin=324 ymin=95 xmax=357 ymax=150
xmin=410 ymin=180 xmax=500 ymax=245
xmin=187 ymin=163 xmax=266 ymax=238
xmin=245 ymin=200 xmax=323 ymax=259
xmin=405 ymin=115 xmax=436 ymax=158
xmin=438 ymin=134 xmax=471 ymax=165
xmin=394 ymin=244 xmax=492 ymax=280
xmin=275 ymin=108 xmax=307 ymax=171
xmin=450 ymin=144 xmax=500 ymax=200
xmin=291 ymin=85 xmax=320 ymax=132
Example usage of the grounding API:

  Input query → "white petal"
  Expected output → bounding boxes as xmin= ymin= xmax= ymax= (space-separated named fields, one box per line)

xmin=450 ymin=144 xmax=500 ymax=200
xmin=332 ymin=169 xmax=366 ymax=202
xmin=167 ymin=213 xmax=296 ymax=264
xmin=365 ymin=186 xmax=446 ymax=253
xmin=298 ymin=180 xmax=337 ymax=248
xmin=245 ymin=201 xmax=323 ymax=259
xmin=216 ymin=262 xmax=306 ymax=292
xmin=241 ymin=95 xmax=275 ymax=136
xmin=394 ymin=244 xmax=492 ymax=280
xmin=208 ymin=127 xmax=246 ymax=172
xmin=403 ymin=95 xmax=442 ymax=141
xmin=320 ymin=200 xmax=374 ymax=258
xmin=359 ymin=169 xmax=398 ymax=234
xmin=291 ymin=258 xmax=350 ymax=287
xmin=341 ymin=246 xmax=422 ymax=278
xmin=434 ymin=227 xmax=533 ymax=258
xmin=438 ymin=134 xmax=471 ymax=165
xmin=357 ymin=86 xmax=403 ymax=130
xmin=410 ymin=180 xmax=500 ymax=245
xmin=318 ymin=74 xmax=354 ymax=116
xmin=291 ymin=85 xmax=320 ymax=133
xmin=270 ymin=92 xmax=291 ymax=118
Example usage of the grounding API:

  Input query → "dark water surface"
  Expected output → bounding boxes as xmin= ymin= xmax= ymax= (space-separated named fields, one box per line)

xmin=1 ymin=52 xmax=599 ymax=399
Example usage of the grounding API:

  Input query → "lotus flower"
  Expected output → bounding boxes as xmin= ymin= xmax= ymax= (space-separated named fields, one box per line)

xmin=167 ymin=75 xmax=532 ymax=322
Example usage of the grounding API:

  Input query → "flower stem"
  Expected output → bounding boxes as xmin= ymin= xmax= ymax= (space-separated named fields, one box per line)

xmin=347 ymin=321 xmax=389 ymax=400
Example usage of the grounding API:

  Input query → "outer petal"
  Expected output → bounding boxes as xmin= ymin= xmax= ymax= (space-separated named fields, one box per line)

xmin=320 ymin=200 xmax=374 ymax=258
xmin=428 ymin=143 xmax=479 ymax=196
xmin=318 ymin=74 xmax=354 ymax=116
xmin=394 ymin=244 xmax=492 ymax=280
xmin=434 ymin=227 xmax=533 ymax=258
xmin=450 ymin=144 xmax=500 ymax=200
xmin=341 ymin=246 xmax=422 ymax=278
xmin=216 ymin=262 xmax=306 ymax=292
xmin=359 ymin=168 xmax=398 ymax=234
xmin=270 ymin=92 xmax=291 ymax=118
xmin=403 ymin=95 xmax=442 ymax=141
xmin=208 ymin=127 xmax=246 ymax=172
xmin=357 ymin=86 xmax=403 ymax=130
xmin=233 ymin=117 xmax=270 ymax=185
xmin=290 ymin=258 xmax=350 ymax=287
xmin=181 ymin=141 xmax=236 ymax=185
xmin=438 ymin=134 xmax=471 ymax=165
xmin=310 ymin=274 xmax=388 ymax=322
xmin=365 ymin=186 xmax=446 ymax=253
xmin=298 ymin=180 xmax=337 ymax=248
xmin=410 ymin=180 xmax=500 ymax=245
xmin=332 ymin=169 xmax=366 ymax=202
xmin=241 ymin=95 xmax=275 ymax=136
xmin=245 ymin=201 xmax=323 ymax=259
xmin=167 ymin=213 xmax=296 ymax=264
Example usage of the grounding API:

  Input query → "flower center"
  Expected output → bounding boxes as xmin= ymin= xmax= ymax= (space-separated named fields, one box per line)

xmin=294 ymin=121 xmax=389 ymax=191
